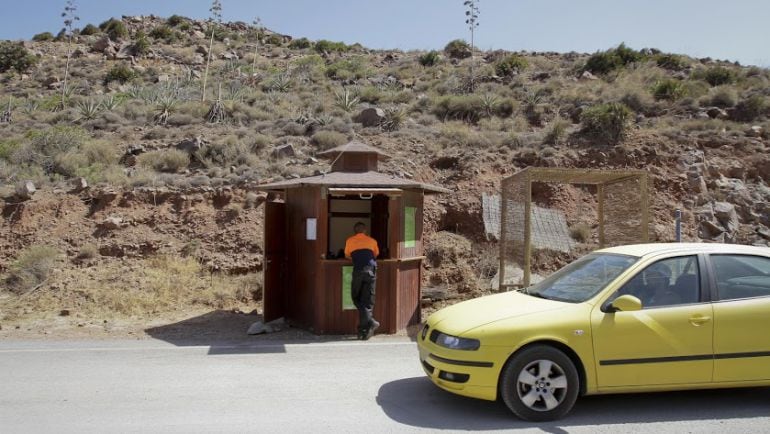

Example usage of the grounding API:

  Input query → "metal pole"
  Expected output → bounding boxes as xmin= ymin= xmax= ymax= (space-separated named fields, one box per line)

xmin=675 ymin=209 xmax=682 ymax=242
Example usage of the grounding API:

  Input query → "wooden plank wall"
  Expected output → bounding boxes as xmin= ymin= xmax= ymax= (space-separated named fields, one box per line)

xmin=319 ymin=261 xmax=396 ymax=334
xmin=285 ymin=187 xmax=322 ymax=330
xmin=397 ymin=191 xmax=424 ymax=259
xmin=397 ymin=260 xmax=422 ymax=329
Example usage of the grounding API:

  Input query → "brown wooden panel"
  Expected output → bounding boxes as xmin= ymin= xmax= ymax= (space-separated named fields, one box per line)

xmin=397 ymin=191 xmax=424 ymax=259
xmin=264 ymin=201 xmax=286 ymax=322
xmin=319 ymin=261 xmax=396 ymax=334
xmin=285 ymin=187 xmax=322 ymax=330
xmin=397 ymin=260 xmax=421 ymax=329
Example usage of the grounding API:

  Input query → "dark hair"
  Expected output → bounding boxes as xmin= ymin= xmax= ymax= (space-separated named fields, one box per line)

xmin=354 ymin=222 xmax=366 ymax=233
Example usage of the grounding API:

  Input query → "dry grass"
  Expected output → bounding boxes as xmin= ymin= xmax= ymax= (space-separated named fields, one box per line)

xmin=0 ymin=256 xmax=261 ymax=322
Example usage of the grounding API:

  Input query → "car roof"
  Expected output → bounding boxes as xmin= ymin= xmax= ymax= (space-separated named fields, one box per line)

xmin=596 ymin=243 xmax=770 ymax=259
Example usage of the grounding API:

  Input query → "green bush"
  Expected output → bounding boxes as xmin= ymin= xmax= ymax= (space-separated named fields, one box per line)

xmin=580 ymin=102 xmax=632 ymax=145
xmin=314 ymin=39 xmax=348 ymax=53
xmin=433 ymin=95 xmax=485 ymax=123
xmin=652 ymin=79 xmax=687 ymax=101
xmin=54 ymin=141 xmax=117 ymax=178
xmin=418 ymin=51 xmax=440 ymax=67
xmin=584 ymin=43 xmax=644 ymax=75
xmin=104 ymin=64 xmax=137 ymax=84
xmin=0 ymin=41 xmax=38 ymax=74
xmin=132 ymin=31 xmax=151 ymax=56
xmin=288 ymin=37 xmax=311 ymax=50
xmin=697 ymin=66 xmax=736 ymax=86
xmin=15 ymin=126 xmax=89 ymax=168
xmin=444 ymin=39 xmax=472 ymax=59
xmin=167 ymin=15 xmax=188 ymax=27
xmin=0 ymin=139 xmax=21 ymax=161
xmin=325 ymin=57 xmax=369 ymax=80
xmin=655 ymin=53 xmax=688 ymax=70
xmin=149 ymin=25 xmax=173 ymax=40
xmin=265 ymin=34 xmax=283 ymax=45
xmin=137 ymin=149 xmax=189 ymax=173
xmin=4 ymin=245 xmax=59 ymax=294
xmin=311 ymin=131 xmax=348 ymax=150
xmin=731 ymin=95 xmax=767 ymax=122
xmin=99 ymin=18 xmax=128 ymax=40
xmin=708 ymin=87 xmax=738 ymax=108
xmin=80 ymin=24 xmax=100 ymax=36
xmin=32 ymin=32 xmax=55 ymax=42
xmin=495 ymin=54 xmax=529 ymax=77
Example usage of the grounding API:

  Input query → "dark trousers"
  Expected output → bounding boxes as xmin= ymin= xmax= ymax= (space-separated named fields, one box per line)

xmin=351 ymin=266 xmax=376 ymax=333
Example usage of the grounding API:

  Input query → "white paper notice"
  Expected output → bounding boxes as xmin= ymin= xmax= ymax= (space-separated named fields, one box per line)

xmin=306 ymin=218 xmax=317 ymax=240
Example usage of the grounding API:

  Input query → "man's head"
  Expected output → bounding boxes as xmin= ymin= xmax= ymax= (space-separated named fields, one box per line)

xmin=354 ymin=222 xmax=366 ymax=234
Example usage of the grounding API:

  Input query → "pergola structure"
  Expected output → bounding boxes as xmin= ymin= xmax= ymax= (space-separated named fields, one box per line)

xmin=499 ymin=167 xmax=650 ymax=289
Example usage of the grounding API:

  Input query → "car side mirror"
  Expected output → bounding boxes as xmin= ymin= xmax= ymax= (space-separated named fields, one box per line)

xmin=607 ymin=295 xmax=643 ymax=312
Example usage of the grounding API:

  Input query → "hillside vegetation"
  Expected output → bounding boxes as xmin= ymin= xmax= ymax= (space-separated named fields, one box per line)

xmin=0 ymin=15 xmax=768 ymax=334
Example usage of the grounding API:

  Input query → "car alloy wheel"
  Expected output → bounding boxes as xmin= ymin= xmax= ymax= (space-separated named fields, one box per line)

xmin=517 ymin=359 xmax=568 ymax=411
xmin=501 ymin=345 xmax=580 ymax=421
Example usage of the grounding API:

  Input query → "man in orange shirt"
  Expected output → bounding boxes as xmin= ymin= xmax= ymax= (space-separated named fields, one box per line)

xmin=344 ymin=222 xmax=380 ymax=340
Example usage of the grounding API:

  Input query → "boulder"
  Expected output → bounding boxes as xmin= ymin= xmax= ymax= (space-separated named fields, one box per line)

xmin=273 ymin=144 xmax=295 ymax=159
xmin=706 ymin=107 xmax=729 ymax=119
xmin=195 ymin=45 xmax=209 ymax=56
xmin=176 ymin=137 xmax=205 ymax=154
xmin=713 ymin=201 xmax=740 ymax=232
xmin=746 ymin=125 xmax=764 ymax=137
xmin=99 ymin=216 xmax=124 ymax=230
xmin=70 ymin=177 xmax=88 ymax=192
xmin=353 ymin=107 xmax=386 ymax=127
xmin=15 ymin=180 xmax=36 ymax=200
xmin=580 ymin=71 xmax=598 ymax=80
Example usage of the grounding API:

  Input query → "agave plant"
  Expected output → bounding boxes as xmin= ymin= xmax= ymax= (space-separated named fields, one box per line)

xmin=382 ymin=106 xmax=408 ymax=131
xmin=480 ymin=93 xmax=500 ymax=117
xmin=100 ymin=94 xmax=123 ymax=111
xmin=21 ymin=99 xmax=39 ymax=116
xmin=76 ymin=98 xmax=102 ymax=121
xmin=333 ymin=88 xmax=360 ymax=112
xmin=268 ymin=73 xmax=292 ymax=93
xmin=154 ymin=96 xmax=177 ymax=125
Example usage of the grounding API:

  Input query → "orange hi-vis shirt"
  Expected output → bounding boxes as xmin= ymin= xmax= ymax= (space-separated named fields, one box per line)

xmin=344 ymin=233 xmax=380 ymax=259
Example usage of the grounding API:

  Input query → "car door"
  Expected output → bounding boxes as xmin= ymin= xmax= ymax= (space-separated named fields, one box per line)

xmin=709 ymin=253 xmax=770 ymax=382
xmin=591 ymin=255 xmax=714 ymax=389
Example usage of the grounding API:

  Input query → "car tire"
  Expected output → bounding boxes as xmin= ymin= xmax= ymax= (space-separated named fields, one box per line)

xmin=500 ymin=345 xmax=580 ymax=422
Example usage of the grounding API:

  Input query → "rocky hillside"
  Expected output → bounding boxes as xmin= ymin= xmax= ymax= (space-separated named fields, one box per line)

xmin=0 ymin=15 xmax=768 ymax=330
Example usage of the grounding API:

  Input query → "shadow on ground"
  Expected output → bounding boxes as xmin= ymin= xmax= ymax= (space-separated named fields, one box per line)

xmin=377 ymin=376 xmax=770 ymax=431
xmin=144 ymin=310 xmax=358 ymax=355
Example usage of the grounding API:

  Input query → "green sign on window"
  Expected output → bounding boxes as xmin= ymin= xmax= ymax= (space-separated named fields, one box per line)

xmin=405 ymin=206 xmax=417 ymax=248
xmin=342 ymin=266 xmax=355 ymax=310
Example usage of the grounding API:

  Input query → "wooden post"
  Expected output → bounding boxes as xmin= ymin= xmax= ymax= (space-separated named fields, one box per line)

xmin=598 ymin=183 xmax=605 ymax=248
xmin=498 ymin=179 xmax=508 ymax=291
xmin=640 ymin=174 xmax=650 ymax=242
xmin=523 ymin=173 xmax=532 ymax=287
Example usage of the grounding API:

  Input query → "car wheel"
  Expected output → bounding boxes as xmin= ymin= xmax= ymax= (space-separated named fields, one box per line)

xmin=500 ymin=345 xmax=580 ymax=421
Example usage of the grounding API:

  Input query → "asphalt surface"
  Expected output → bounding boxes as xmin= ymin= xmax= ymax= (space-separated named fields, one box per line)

xmin=1 ymin=337 xmax=769 ymax=433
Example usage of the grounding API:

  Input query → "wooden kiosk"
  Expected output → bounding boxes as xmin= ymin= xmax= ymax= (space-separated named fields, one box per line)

xmin=255 ymin=141 xmax=449 ymax=334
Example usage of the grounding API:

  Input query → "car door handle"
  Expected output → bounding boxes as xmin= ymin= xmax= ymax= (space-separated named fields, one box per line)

xmin=688 ymin=315 xmax=711 ymax=326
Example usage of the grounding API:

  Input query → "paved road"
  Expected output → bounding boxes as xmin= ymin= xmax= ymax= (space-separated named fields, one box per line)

xmin=1 ymin=337 xmax=769 ymax=433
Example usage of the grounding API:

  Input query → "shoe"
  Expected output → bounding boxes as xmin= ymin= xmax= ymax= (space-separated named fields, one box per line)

xmin=365 ymin=320 xmax=380 ymax=340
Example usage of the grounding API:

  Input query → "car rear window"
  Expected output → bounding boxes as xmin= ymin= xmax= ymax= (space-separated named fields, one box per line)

xmin=711 ymin=254 xmax=770 ymax=300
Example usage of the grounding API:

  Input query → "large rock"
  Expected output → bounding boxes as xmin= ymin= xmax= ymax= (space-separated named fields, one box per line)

xmin=176 ymin=137 xmax=205 ymax=154
xmin=714 ymin=201 xmax=740 ymax=232
xmin=353 ymin=108 xmax=385 ymax=127
xmin=273 ymin=144 xmax=295 ymax=159
xmin=70 ymin=177 xmax=89 ymax=192
xmin=15 ymin=180 xmax=36 ymax=200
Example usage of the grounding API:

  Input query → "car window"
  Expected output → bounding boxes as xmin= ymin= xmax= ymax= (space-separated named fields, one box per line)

xmin=711 ymin=254 xmax=770 ymax=301
xmin=612 ymin=255 xmax=700 ymax=308
xmin=527 ymin=253 xmax=637 ymax=303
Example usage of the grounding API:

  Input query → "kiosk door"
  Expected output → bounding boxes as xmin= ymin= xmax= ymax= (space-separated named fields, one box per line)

xmin=264 ymin=201 xmax=287 ymax=322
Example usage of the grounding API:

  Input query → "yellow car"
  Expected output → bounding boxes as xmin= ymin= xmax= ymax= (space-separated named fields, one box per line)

xmin=418 ymin=243 xmax=770 ymax=421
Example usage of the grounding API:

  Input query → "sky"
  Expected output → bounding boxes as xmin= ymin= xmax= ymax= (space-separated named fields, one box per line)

xmin=0 ymin=0 xmax=768 ymax=67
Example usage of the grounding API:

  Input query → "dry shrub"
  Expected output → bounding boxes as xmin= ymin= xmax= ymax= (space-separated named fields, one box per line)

xmin=569 ymin=223 xmax=591 ymax=243
xmin=137 ymin=149 xmax=190 ymax=173
xmin=4 ymin=245 xmax=59 ymax=294
xmin=311 ymin=130 xmax=347 ymax=150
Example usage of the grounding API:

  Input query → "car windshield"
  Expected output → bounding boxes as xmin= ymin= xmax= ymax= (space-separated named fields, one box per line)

xmin=527 ymin=253 xmax=638 ymax=303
